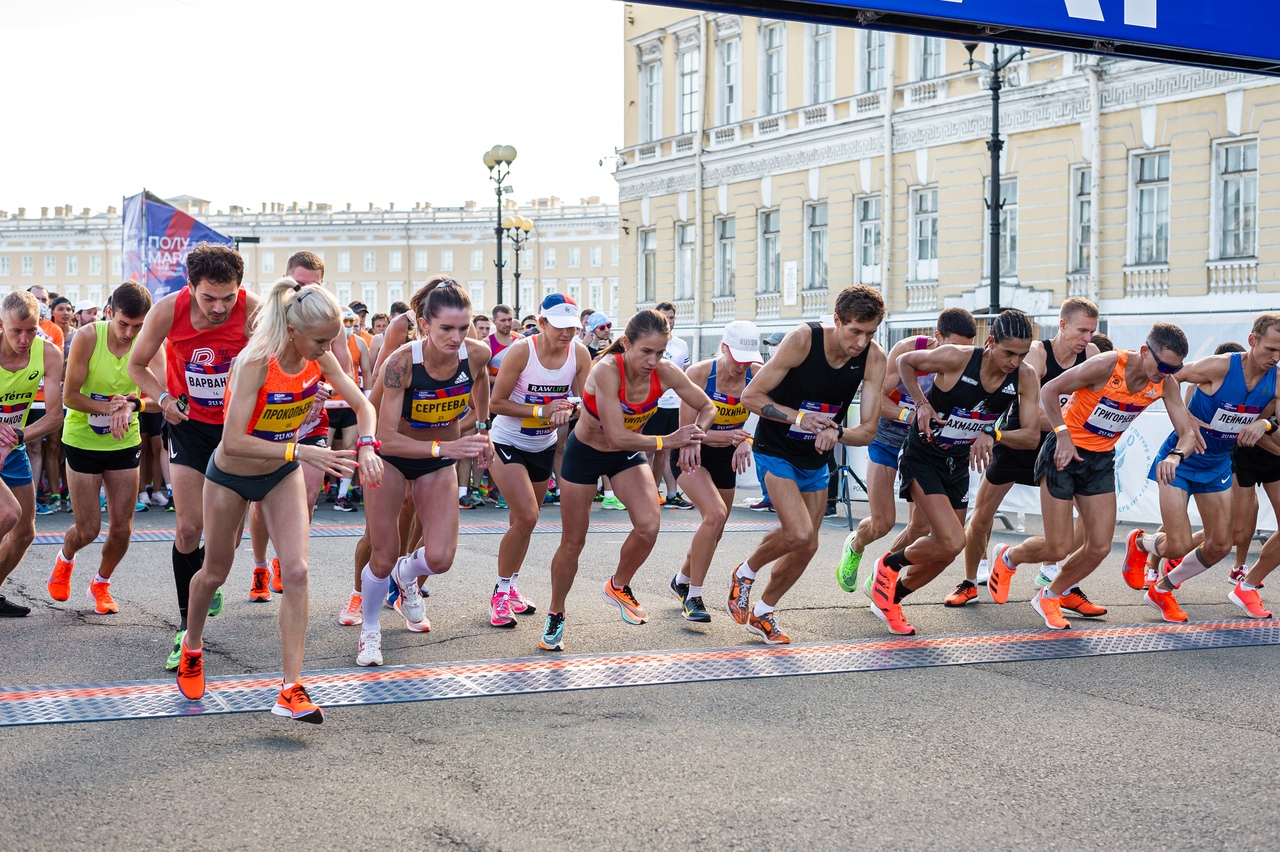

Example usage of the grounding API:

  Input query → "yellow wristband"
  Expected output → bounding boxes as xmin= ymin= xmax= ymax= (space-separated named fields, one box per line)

xmin=745 ymin=436 xmax=754 ymax=446
xmin=284 ymin=442 xmax=296 ymax=462
xmin=794 ymin=410 xmax=804 ymax=427
xmin=1267 ymin=419 xmax=1276 ymax=434
xmin=535 ymin=405 xmax=544 ymax=419
xmin=994 ymin=429 xmax=1003 ymax=443
xmin=899 ymin=408 xmax=910 ymax=422
xmin=655 ymin=435 xmax=663 ymax=451
xmin=1053 ymin=424 xmax=1069 ymax=434
xmin=138 ymin=398 xmax=146 ymax=413
xmin=432 ymin=440 xmax=441 ymax=458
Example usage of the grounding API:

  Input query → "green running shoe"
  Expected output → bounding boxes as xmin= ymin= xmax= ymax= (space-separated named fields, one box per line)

xmin=601 ymin=496 xmax=627 ymax=511
xmin=836 ymin=532 xmax=863 ymax=593
xmin=860 ymin=562 xmax=875 ymax=598
xmin=208 ymin=587 xmax=224 ymax=617
xmin=166 ymin=630 xmax=185 ymax=671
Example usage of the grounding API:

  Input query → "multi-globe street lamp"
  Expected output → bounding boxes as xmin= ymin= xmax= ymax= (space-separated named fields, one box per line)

xmin=483 ymin=144 xmax=518 ymax=306
xmin=503 ymin=215 xmax=534 ymax=318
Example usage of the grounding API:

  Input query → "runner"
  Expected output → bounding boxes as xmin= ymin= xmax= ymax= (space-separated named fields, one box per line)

xmin=836 ymin=308 xmax=976 ymax=594
xmin=47 ymin=283 xmax=153 ymax=614
xmin=0 ymin=291 xmax=65 ymax=617
xmin=25 ymin=290 xmax=65 ymax=516
xmin=174 ymin=278 xmax=381 ymax=722
xmin=127 ymin=242 xmax=258 ymax=668
xmin=585 ymin=312 xmax=613 ymax=360
xmin=326 ymin=307 xmax=371 ymax=512
xmin=541 ymin=308 xmax=714 ymax=651
xmin=866 ymin=311 xmax=1040 ymax=635
xmin=1229 ymin=425 xmax=1280 ymax=618
xmin=487 ymin=294 xmax=591 ymax=627
xmin=355 ymin=278 xmax=492 ymax=666
xmin=1121 ymin=314 xmax=1280 ymax=621
xmin=487 ymin=304 xmax=517 ymax=378
xmin=987 ymin=323 xmax=1198 ymax=629
xmin=668 ymin=321 xmax=761 ymax=623
xmin=645 ymin=302 xmax=693 ymax=510
xmin=729 ymin=285 xmax=888 ymax=644
xmin=949 ymin=298 xmax=1101 ymax=609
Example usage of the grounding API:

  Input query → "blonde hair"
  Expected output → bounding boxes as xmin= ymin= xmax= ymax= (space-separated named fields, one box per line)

xmin=1 ymin=291 xmax=39 ymax=322
xmin=242 ymin=277 xmax=341 ymax=363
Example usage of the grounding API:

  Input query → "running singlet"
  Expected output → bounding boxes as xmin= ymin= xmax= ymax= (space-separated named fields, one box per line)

xmin=1188 ymin=352 xmax=1277 ymax=454
xmin=164 ymin=286 xmax=250 ymax=425
xmin=885 ymin=336 xmax=934 ymax=425
xmin=1061 ymin=350 xmax=1162 ymax=452
xmin=0 ymin=339 xmax=45 ymax=429
xmin=705 ymin=361 xmax=753 ymax=431
xmin=488 ymin=333 xmax=513 ymax=378
xmin=582 ymin=354 xmax=663 ymax=432
xmin=490 ymin=338 xmax=579 ymax=452
xmin=907 ymin=348 xmax=1019 ymax=458
xmin=324 ymin=333 xmax=364 ymax=410
xmin=753 ymin=322 xmax=870 ymax=470
xmin=63 ymin=321 xmax=140 ymax=451
xmin=401 ymin=340 xmax=472 ymax=429
xmin=228 ymin=357 xmax=321 ymax=443
xmin=1007 ymin=337 xmax=1088 ymax=432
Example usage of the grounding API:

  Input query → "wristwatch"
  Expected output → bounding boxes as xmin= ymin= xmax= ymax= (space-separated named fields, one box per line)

xmin=356 ymin=435 xmax=381 ymax=450
xmin=981 ymin=424 xmax=1002 ymax=443
xmin=475 ymin=419 xmax=491 ymax=432
xmin=1168 ymin=448 xmax=1185 ymax=460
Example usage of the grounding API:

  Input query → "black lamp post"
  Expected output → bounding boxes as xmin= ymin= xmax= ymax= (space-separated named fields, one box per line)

xmin=504 ymin=215 xmax=533 ymax=318
xmin=964 ymin=42 xmax=1026 ymax=317
xmin=483 ymin=145 xmax=517 ymax=306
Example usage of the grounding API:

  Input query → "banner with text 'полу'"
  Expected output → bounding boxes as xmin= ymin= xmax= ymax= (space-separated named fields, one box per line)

xmin=122 ymin=191 xmax=234 ymax=300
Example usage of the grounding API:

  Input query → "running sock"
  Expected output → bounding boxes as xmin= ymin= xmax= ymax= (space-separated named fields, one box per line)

xmin=511 ymin=571 xmax=521 ymax=586
xmin=676 ymin=570 xmax=692 ymax=585
xmin=1042 ymin=588 xmax=1061 ymax=599
xmin=893 ymin=579 xmax=913 ymax=604
xmin=459 ymin=486 xmax=468 ymax=499
xmin=254 ymin=560 xmax=267 ymax=570
xmin=1140 ymin=533 xmax=1161 ymax=556
xmin=736 ymin=561 xmax=756 ymax=580
xmin=688 ymin=584 xmax=703 ymax=599
xmin=1242 ymin=581 xmax=1260 ymax=591
xmin=172 ymin=545 xmax=204 ymax=622
xmin=56 ymin=548 xmax=71 ymax=565
xmin=1167 ymin=547 xmax=1212 ymax=586
xmin=92 ymin=571 xmax=108 ymax=585
xmin=497 ymin=576 xmax=513 ymax=594
xmin=752 ymin=600 xmax=774 ymax=617
xmin=1066 ymin=584 xmax=1080 ymax=594
xmin=338 ymin=477 xmax=352 ymax=499
xmin=405 ymin=547 xmax=435 ymax=579
xmin=360 ymin=565 xmax=389 ymax=626
xmin=604 ymin=490 xmax=615 ymax=499
xmin=884 ymin=551 xmax=910 ymax=572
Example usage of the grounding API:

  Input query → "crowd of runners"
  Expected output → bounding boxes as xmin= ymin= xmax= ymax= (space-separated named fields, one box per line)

xmin=1 ymin=243 xmax=1278 ymax=724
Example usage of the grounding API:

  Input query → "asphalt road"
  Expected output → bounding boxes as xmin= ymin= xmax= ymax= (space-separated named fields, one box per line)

xmin=2 ymin=496 xmax=1277 ymax=850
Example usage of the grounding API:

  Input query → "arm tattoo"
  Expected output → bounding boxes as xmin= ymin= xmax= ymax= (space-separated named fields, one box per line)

xmin=384 ymin=357 xmax=406 ymax=389
xmin=761 ymin=402 xmax=789 ymax=423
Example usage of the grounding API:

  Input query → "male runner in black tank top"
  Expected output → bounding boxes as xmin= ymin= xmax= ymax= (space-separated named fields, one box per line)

xmin=950 ymin=298 xmax=1101 ymax=609
xmin=728 ymin=285 xmax=887 ymax=644
xmin=867 ymin=310 xmax=1040 ymax=636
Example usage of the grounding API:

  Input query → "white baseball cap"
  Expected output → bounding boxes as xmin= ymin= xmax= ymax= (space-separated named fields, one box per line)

xmin=721 ymin=320 xmax=762 ymax=364
xmin=539 ymin=293 xmax=580 ymax=329
xmin=73 ymin=300 xmax=96 ymax=313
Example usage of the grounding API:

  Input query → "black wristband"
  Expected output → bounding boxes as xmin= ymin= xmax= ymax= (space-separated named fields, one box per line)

xmin=1168 ymin=449 xmax=1185 ymax=460
xmin=13 ymin=428 xmax=24 ymax=446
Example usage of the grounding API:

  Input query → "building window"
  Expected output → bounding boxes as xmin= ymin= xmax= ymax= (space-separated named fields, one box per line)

xmin=363 ymin=251 xmax=376 ymax=272
xmin=567 ymin=278 xmax=582 ymax=305
xmin=763 ymin=22 xmax=785 ymax=115
xmin=64 ymin=285 xmax=80 ymax=303
xmin=0 ymin=258 xmax=8 ymax=276
xmin=611 ymin=245 xmax=620 ymax=267
xmin=1071 ymin=168 xmax=1092 ymax=273
xmin=569 ymin=246 xmax=581 ymax=268
xmin=640 ymin=230 xmax=657 ymax=302
xmin=911 ymin=188 xmax=938 ymax=281
xmin=1218 ymin=140 xmax=1258 ymax=259
xmin=806 ymin=203 xmax=828 ymax=290
xmin=21 ymin=255 xmax=33 ymax=276
xmin=387 ymin=283 xmax=403 ymax=307
xmin=641 ymin=59 xmax=662 ymax=143
xmin=89 ymin=255 xmax=101 ymax=276
xmin=759 ymin=210 xmax=780 ymax=294
xmin=589 ymin=279 xmax=603 ymax=309
xmin=111 ymin=255 xmax=121 ymax=276
xmin=678 ymin=48 xmax=699 ymax=135
xmin=544 ymin=247 xmax=557 ymax=269
xmin=858 ymin=196 xmax=882 ymax=283
xmin=66 ymin=255 xmax=79 ymax=276
xmin=520 ymin=282 xmax=535 ymax=314
xmin=542 ymin=280 xmax=557 ymax=303
xmin=809 ymin=24 xmax=833 ymax=103
xmin=44 ymin=256 xmax=56 ymax=276
xmin=919 ymin=37 xmax=944 ymax=79
xmin=590 ymin=245 xmax=603 ymax=267
xmin=336 ymin=282 xmax=352 ymax=305
xmin=468 ymin=282 xmax=486 ymax=311
xmin=261 ymin=252 xmax=275 ymax=275
xmin=337 ymin=250 xmax=350 ymax=273
xmin=864 ymin=31 xmax=886 ymax=92
xmin=440 ymin=249 xmax=454 ymax=271
xmin=719 ymin=37 xmax=741 ymax=125
xmin=470 ymin=248 xmax=484 ymax=271
xmin=362 ymin=283 xmax=378 ymax=313
xmin=715 ymin=218 xmax=736 ymax=297
xmin=414 ymin=249 xmax=428 ymax=271
xmin=992 ymin=179 xmax=1018 ymax=277
xmin=388 ymin=250 xmax=402 ymax=272
xmin=676 ymin=223 xmax=696 ymax=300
xmin=1133 ymin=152 xmax=1170 ymax=265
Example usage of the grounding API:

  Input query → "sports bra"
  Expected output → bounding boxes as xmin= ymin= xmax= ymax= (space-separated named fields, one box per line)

xmin=401 ymin=340 xmax=472 ymax=429
xmin=705 ymin=360 xmax=752 ymax=431
xmin=227 ymin=356 xmax=321 ymax=443
xmin=582 ymin=353 xmax=663 ymax=432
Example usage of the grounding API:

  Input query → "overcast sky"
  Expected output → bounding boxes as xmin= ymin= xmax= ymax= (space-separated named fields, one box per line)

xmin=1 ymin=0 xmax=623 ymax=215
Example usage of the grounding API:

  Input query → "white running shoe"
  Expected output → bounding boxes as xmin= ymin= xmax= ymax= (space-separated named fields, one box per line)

xmin=975 ymin=558 xmax=991 ymax=586
xmin=356 ymin=631 xmax=383 ymax=666
xmin=394 ymin=556 xmax=426 ymax=626
xmin=150 ymin=491 xmax=170 ymax=508
xmin=338 ymin=591 xmax=363 ymax=626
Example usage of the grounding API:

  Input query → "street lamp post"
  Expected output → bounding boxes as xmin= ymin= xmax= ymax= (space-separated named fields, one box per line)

xmin=483 ymin=145 xmax=518 ymax=307
xmin=503 ymin=215 xmax=534 ymax=318
xmin=964 ymin=42 xmax=1026 ymax=317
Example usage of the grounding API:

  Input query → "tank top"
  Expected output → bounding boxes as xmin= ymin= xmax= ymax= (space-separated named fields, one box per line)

xmin=402 ymin=340 xmax=472 ymax=429
xmin=490 ymin=337 xmax=579 ymax=452
xmin=0 ymin=339 xmax=46 ymax=430
xmin=1062 ymin=350 xmax=1163 ymax=452
xmin=226 ymin=356 xmax=321 ymax=443
xmin=906 ymin=348 xmax=1020 ymax=459
xmin=1006 ymin=337 xmax=1089 ymax=432
xmin=164 ymin=286 xmax=250 ymax=425
xmin=1188 ymin=352 xmax=1277 ymax=456
xmin=582 ymin=353 xmax=663 ymax=432
xmin=880 ymin=336 xmax=934 ymax=436
xmin=325 ymin=333 xmax=365 ymax=410
xmin=754 ymin=322 xmax=871 ymax=470
xmin=294 ymin=362 xmax=329 ymax=440
xmin=63 ymin=322 xmax=140 ymax=451
xmin=705 ymin=360 xmax=753 ymax=431
xmin=31 ymin=324 xmax=61 ymax=410
xmin=488 ymin=332 xmax=514 ymax=378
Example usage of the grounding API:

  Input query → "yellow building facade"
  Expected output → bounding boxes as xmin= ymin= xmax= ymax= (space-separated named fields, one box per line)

xmin=615 ymin=4 xmax=1279 ymax=356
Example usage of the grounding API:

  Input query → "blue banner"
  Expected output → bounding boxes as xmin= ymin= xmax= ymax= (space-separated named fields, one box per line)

xmin=121 ymin=191 xmax=234 ymax=299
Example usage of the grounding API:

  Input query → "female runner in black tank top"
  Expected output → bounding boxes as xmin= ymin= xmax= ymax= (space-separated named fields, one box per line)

xmin=868 ymin=310 xmax=1041 ymax=636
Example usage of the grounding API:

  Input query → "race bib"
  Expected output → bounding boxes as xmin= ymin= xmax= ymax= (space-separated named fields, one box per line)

xmin=933 ymin=407 xmax=999 ymax=449
xmin=251 ymin=385 xmax=318 ymax=442
xmin=184 ymin=361 xmax=231 ymax=409
xmin=710 ymin=392 xmax=748 ymax=431
xmin=1206 ymin=402 xmax=1262 ymax=441
xmin=1083 ymin=397 xmax=1144 ymax=440
xmin=787 ymin=401 xmax=839 ymax=442
xmin=0 ymin=403 xmax=27 ymax=427
xmin=519 ymin=383 xmax=570 ymax=436
xmin=409 ymin=385 xmax=471 ymax=429
xmin=87 ymin=393 xmax=134 ymax=435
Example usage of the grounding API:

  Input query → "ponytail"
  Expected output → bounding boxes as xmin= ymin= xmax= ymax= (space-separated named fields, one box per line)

xmin=598 ymin=309 xmax=670 ymax=360
xmin=410 ymin=275 xmax=470 ymax=324
xmin=242 ymin=277 xmax=341 ymax=364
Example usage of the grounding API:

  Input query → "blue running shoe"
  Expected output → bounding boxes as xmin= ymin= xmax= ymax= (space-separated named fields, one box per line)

xmin=540 ymin=612 xmax=565 ymax=651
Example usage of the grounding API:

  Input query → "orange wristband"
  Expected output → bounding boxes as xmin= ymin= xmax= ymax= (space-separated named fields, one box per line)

xmin=654 ymin=435 xmax=663 ymax=451
xmin=431 ymin=441 xmax=441 ymax=458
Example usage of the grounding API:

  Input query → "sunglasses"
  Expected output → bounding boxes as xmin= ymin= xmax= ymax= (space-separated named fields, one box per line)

xmin=596 ymin=323 xmax=612 ymax=332
xmin=1145 ymin=340 xmax=1181 ymax=375
xmin=342 ymin=319 xmax=355 ymax=326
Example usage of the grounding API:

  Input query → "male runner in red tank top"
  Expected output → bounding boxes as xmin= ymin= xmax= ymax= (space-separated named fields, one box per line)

xmin=128 ymin=243 xmax=260 ymax=668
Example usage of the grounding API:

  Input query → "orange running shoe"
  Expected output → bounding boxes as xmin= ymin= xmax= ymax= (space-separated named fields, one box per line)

xmin=175 ymin=642 xmax=205 ymax=700
xmin=1058 ymin=587 xmax=1107 ymax=617
xmin=746 ymin=609 xmax=792 ymax=644
xmin=338 ymin=591 xmax=363 ymax=626
xmin=1229 ymin=583 xmax=1273 ymax=619
xmin=869 ymin=555 xmax=916 ymax=635
xmin=1032 ymin=589 xmax=1071 ymax=630
xmin=943 ymin=580 xmax=978 ymax=608
xmin=270 ymin=557 xmax=283 ymax=594
xmin=1145 ymin=582 xmax=1189 ymax=623
xmin=272 ymin=682 xmax=324 ymax=724
xmin=1122 ymin=529 xmax=1149 ymax=590
xmin=726 ymin=568 xmax=754 ymax=625
xmin=249 ymin=566 xmax=272 ymax=602
xmin=987 ymin=545 xmax=1017 ymax=605
xmin=47 ymin=553 xmax=74 ymax=602
xmin=602 ymin=579 xmax=648 ymax=625
xmin=87 ymin=578 xmax=119 ymax=614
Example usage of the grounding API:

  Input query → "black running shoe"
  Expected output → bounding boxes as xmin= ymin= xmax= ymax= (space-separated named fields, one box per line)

xmin=683 ymin=595 xmax=711 ymax=623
